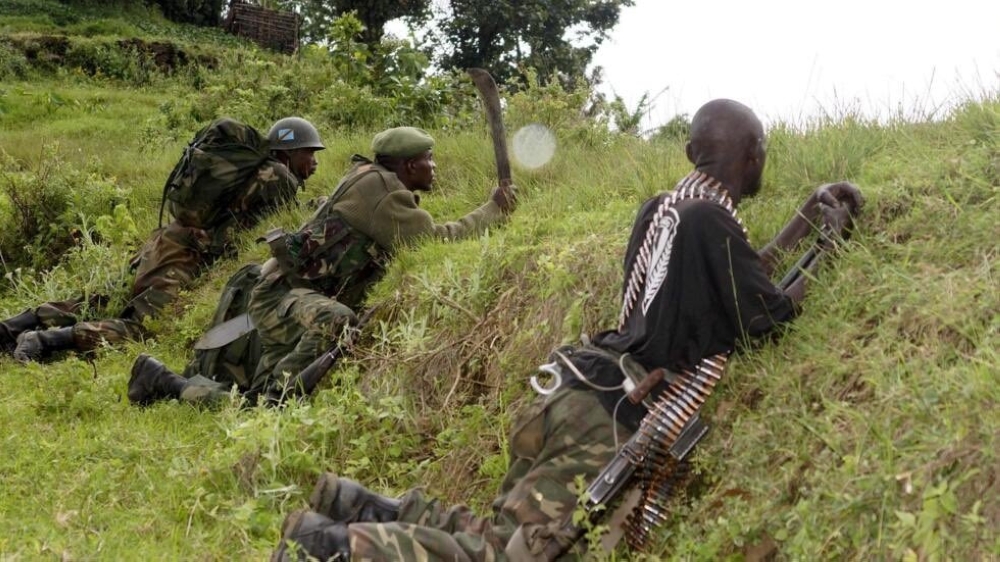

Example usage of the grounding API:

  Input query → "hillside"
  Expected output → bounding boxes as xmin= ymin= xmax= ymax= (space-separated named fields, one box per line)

xmin=1 ymin=5 xmax=998 ymax=559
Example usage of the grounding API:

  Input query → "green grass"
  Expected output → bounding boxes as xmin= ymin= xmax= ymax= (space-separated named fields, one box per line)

xmin=0 ymin=12 xmax=998 ymax=560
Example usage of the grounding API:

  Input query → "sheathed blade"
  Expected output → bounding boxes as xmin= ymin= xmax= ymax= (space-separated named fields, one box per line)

xmin=193 ymin=312 xmax=255 ymax=350
xmin=467 ymin=68 xmax=512 ymax=187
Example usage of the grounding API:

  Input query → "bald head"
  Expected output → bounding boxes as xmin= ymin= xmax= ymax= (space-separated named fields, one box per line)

xmin=685 ymin=99 xmax=766 ymax=201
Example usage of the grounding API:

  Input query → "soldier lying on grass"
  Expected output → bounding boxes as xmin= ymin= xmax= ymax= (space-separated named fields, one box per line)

xmin=127 ymin=126 xmax=517 ymax=407
xmin=1 ymin=117 xmax=324 ymax=363
xmin=269 ymin=99 xmax=863 ymax=561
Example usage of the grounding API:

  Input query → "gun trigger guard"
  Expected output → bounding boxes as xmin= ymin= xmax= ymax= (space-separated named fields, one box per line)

xmin=530 ymin=362 xmax=562 ymax=396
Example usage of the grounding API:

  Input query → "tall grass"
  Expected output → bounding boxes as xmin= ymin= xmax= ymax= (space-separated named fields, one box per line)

xmin=0 ymin=16 xmax=997 ymax=560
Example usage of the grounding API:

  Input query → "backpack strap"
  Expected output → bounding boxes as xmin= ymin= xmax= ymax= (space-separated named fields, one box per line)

xmin=159 ymin=137 xmax=199 ymax=228
xmin=328 ymin=155 xmax=378 ymax=206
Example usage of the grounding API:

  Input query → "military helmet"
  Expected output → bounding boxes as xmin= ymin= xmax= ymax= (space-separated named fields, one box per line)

xmin=267 ymin=117 xmax=325 ymax=151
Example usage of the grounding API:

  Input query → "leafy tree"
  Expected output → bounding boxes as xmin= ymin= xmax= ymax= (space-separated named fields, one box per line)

xmin=284 ymin=0 xmax=431 ymax=45
xmin=433 ymin=0 xmax=634 ymax=88
xmin=149 ymin=0 xmax=224 ymax=26
xmin=650 ymin=113 xmax=691 ymax=142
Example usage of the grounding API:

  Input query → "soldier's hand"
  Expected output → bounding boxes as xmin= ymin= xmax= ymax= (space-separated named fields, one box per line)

xmin=814 ymin=182 xmax=864 ymax=217
xmin=491 ymin=183 xmax=518 ymax=214
xmin=818 ymin=201 xmax=854 ymax=247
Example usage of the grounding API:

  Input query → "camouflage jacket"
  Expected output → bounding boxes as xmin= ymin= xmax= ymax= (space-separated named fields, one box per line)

xmin=261 ymin=155 xmax=504 ymax=305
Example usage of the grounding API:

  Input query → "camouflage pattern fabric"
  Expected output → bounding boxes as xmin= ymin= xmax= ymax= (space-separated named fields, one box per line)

xmin=3 ymin=161 xmax=300 ymax=353
xmin=164 ymin=118 xmax=277 ymax=230
xmin=181 ymin=263 xmax=263 ymax=390
xmin=270 ymin=209 xmax=386 ymax=303
xmin=247 ymin=273 xmax=356 ymax=394
xmin=33 ymin=296 xmax=99 ymax=329
xmin=348 ymin=386 xmax=628 ymax=561
xmin=248 ymin=156 xmax=504 ymax=398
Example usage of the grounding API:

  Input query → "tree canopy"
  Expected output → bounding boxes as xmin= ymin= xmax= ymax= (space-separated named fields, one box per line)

xmin=276 ymin=0 xmax=635 ymax=88
xmin=281 ymin=0 xmax=431 ymax=45
xmin=432 ymin=0 xmax=635 ymax=87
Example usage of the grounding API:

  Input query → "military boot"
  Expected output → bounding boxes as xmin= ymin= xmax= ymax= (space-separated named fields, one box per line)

xmin=0 ymin=310 xmax=41 ymax=353
xmin=127 ymin=354 xmax=188 ymax=406
xmin=272 ymin=510 xmax=350 ymax=562
xmin=13 ymin=326 xmax=76 ymax=363
xmin=309 ymin=472 xmax=401 ymax=524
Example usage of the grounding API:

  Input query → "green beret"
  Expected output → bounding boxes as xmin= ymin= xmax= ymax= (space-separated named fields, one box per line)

xmin=371 ymin=126 xmax=435 ymax=159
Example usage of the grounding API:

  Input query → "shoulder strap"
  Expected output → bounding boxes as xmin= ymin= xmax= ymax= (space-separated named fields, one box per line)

xmin=328 ymin=155 xmax=379 ymax=206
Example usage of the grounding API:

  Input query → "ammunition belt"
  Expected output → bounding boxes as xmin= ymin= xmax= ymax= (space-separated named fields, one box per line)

xmin=624 ymin=352 xmax=729 ymax=550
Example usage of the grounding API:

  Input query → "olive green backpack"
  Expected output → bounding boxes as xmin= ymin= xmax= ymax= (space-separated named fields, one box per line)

xmin=159 ymin=117 xmax=271 ymax=229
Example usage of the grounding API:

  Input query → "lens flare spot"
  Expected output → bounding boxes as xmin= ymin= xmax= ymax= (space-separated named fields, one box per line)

xmin=512 ymin=124 xmax=556 ymax=170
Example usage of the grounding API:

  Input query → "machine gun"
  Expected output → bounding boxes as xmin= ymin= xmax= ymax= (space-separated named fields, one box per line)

xmin=546 ymin=230 xmax=832 ymax=558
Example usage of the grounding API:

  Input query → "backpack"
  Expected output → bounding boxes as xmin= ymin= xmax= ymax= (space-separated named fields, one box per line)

xmin=262 ymin=210 xmax=385 ymax=301
xmin=182 ymin=263 xmax=262 ymax=389
xmin=261 ymin=157 xmax=387 ymax=301
xmin=159 ymin=117 xmax=271 ymax=229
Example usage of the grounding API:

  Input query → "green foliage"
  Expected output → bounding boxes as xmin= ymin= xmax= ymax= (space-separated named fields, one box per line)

xmin=650 ymin=113 xmax=692 ymax=143
xmin=0 ymin=145 xmax=131 ymax=273
xmin=0 ymin=38 xmax=30 ymax=79
xmin=63 ymin=38 xmax=154 ymax=83
xmin=165 ymin=16 xmax=475 ymax=133
xmin=505 ymin=70 xmax=610 ymax=144
xmin=433 ymin=0 xmax=635 ymax=88
xmin=149 ymin=0 xmax=223 ymax=27
xmin=0 ymin=0 xmax=80 ymax=26
xmin=1 ymin=5 xmax=998 ymax=560
xmin=283 ymin=0 xmax=431 ymax=45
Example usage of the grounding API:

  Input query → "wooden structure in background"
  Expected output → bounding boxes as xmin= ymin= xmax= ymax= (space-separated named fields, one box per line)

xmin=223 ymin=1 xmax=300 ymax=54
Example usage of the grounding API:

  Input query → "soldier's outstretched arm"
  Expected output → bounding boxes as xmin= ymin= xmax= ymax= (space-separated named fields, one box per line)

xmin=374 ymin=190 xmax=506 ymax=250
xmin=759 ymin=181 xmax=863 ymax=276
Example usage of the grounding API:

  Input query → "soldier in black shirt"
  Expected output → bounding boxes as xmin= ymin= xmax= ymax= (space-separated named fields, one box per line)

xmin=269 ymin=99 xmax=864 ymax=561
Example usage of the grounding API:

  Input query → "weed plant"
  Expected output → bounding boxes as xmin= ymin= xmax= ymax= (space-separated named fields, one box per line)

xmin=0 ymin=10 xmax=997 ymax=561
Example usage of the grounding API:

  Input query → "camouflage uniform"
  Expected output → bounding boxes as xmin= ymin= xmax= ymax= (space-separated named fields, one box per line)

xmin=348 ymin=384 xmax=625 ymax=560
xmin=246 ymin=156 xmax=504 ymax=394
xmin=2 ymin=159 xmax=300 ymax=352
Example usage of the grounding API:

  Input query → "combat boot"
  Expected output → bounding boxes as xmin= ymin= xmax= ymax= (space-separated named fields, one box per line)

xmin=127 ymin=354 xmax=188 ymax=406
xmin=272 ymin=510 xmax=350 ymax=562
xmin=0 ymin=310 xmax=41 ymax=353
xmin=309 ymin=472 xmax=401 ymax=524
xmin=13 ymin=326 xmax=76 ymax=363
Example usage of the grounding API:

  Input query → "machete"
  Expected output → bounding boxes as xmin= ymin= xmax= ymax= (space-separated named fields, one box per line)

xmin=467 ymin=68 xmax=512 ymax=188
xmin=193 ymin=312 xmax=254 ymax=350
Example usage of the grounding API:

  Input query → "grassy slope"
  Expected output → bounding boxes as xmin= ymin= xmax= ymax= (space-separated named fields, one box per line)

xmin=1 ymin=11 xmax=998 ymax=561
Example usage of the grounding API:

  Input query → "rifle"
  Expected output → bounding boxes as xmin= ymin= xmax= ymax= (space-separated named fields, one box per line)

xmin=265 ymin=307 xmax=378 ymax=404
xmin=549 ymin=232 xmax=832 ymax=558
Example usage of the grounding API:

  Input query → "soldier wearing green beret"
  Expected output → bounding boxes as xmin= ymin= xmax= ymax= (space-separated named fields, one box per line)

xmin=127 ymin=126 xmax=515 ymax=406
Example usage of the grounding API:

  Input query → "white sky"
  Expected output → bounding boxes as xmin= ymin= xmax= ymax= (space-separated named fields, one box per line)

xmin=590 ymin=0 xmax=1000 ymax=129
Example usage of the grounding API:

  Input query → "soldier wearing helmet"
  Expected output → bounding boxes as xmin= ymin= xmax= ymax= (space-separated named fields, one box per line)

xmin=125 ymin=126 xmax=517 ymax=407
xmin=268 ymin=116 xmax=325 ymax=181
xmin=1 ymin=116 xmax=324 ymax=363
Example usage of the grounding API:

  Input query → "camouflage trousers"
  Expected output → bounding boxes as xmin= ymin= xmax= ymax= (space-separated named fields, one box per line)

xmin=0 ymin=221 xmax=211 ymax=352
xmin=247 ymin=273 xmax=352 ymax=394
xmin=348 ymin=386 xmax=628 ymax=561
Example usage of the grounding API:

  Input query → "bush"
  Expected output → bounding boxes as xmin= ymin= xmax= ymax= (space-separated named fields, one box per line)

xmin=0 ymin=145 xmax=131 ymax=273
xmin=0 ymin=39 xmax=30 ymax=80
xmin=63 ymin=38 xmax=155 ymax=83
